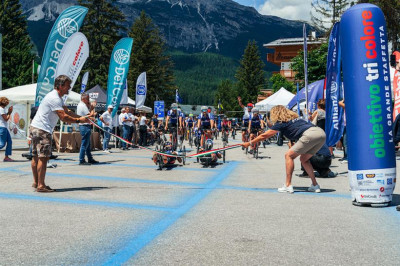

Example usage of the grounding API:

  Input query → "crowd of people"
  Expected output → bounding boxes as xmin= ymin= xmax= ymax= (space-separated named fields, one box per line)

xmin=0 ymin=74 xmax=396 ymax=199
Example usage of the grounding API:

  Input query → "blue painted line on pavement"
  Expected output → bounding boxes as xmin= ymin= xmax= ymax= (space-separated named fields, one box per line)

xmin=1 ymin=168 xmax=210 ymax=187
xmin=0 ymin=192 xmax=175 ymax=212
xmin=101 ymin=161 xmax=239 ymax=265
xmin=52 ymin=158 xmax=218 ymax=172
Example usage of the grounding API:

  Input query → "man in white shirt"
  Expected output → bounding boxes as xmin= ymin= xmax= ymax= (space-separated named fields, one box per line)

xmin=77 ymin=93 xmax=98 ymax=165
xmin=100 ymin=105 xmax=114 ymax=152
xmin=30 ymin=75 xmax=90 ymax=192
xmin=119 ymin=107 xmax=132 ymax=150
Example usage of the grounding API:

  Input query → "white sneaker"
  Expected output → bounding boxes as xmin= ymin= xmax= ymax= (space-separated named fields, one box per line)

xmin=308 ymin=184 xmax=321 ymax=193
xmin=278 ymin=185 xmax=294 ymax=193
xmin=103 ymin=149 xmax=111 ymax=153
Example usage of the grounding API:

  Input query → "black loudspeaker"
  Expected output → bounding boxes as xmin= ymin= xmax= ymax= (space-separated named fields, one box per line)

xmin=390 ymin=54 xmax=396 ymax=68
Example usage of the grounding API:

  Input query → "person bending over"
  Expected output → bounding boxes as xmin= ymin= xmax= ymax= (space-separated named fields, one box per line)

xmin=242 ymin=105 xmax=326 ymax=193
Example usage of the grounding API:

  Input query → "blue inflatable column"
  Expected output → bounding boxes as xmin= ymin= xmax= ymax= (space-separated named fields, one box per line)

xmin=340 ymin=4 xmax=396 ymax=206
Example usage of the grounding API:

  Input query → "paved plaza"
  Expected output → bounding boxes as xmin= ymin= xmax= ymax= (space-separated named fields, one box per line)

xmin=0 ymin=139 xmax=399 ymax=265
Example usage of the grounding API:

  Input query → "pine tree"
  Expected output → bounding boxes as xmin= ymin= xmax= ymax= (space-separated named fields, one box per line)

xmin=0 ymin=0 xmax=35 ymax=89
xmin=214 ymin=80 xmax=237 ymax=112
xmin=77 ymin=0 xmax=126 ymax=90
xmin=311 ymin=0 xmax=354 ymax=34
xmin=235 ymin=40 xmax=266 ymax=104
xmin=128 ymin=11 xmax=176 ymax=107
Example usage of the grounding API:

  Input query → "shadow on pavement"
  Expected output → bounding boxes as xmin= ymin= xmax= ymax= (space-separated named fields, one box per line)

xmin=293 ymin=187 xmax=336 ymax=193
xmin=55 ymin=186 xmax=109 ymax=193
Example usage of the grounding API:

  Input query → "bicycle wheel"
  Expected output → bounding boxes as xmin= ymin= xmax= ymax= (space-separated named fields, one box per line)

xmin=223 ymin=143 xmax=226 ymax=163
xmin=196 ymin=146 xmax=200 ymax=163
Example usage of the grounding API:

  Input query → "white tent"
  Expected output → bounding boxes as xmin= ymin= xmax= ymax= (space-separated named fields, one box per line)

xmin=255 ymin=87 xmax=295 ymax=112
xmin=0 ymin=83 xmax=82 ymax=140
xmin=0 ymin=83 xmax=81 ymax=105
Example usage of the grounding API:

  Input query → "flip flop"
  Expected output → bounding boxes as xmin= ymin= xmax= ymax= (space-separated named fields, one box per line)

xmin=36 ymin=186 xmax=55 ymax=192
xmin=3 ymin=158 xmax=14 ymax=162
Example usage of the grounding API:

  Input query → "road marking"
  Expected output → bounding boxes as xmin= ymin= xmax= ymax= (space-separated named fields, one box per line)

xmin=0 ymin=192 xmax=175 ymax=212
xmin=102 ymin=161 xmax=239 ymax=265
xmin=0 ymin=168 xmax=211 ymax=187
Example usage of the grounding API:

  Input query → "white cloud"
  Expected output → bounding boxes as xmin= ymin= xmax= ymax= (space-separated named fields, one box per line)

xmin=258 ymin=0 xmax=313 ymax=22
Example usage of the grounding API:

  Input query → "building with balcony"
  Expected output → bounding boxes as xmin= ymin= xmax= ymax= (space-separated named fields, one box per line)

xmin=264 ymin=33 xmax=325 ymax=82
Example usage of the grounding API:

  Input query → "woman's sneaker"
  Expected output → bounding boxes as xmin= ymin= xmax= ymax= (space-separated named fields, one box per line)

xmin=308 ymin=184 xmax=321 ymax=193
xmin=278 ymin=185 xmax=294 ymax=193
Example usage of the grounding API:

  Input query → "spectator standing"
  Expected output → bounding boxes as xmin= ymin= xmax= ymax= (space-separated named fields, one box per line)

xmin=311 ymin=99 xmax=326 ymax=131
xmin=0 ymin=97 xmax=13 ymax=162
xmin=119 ymin=107 xmax=131 ymax=150
xmin=77 ymin=93 xmax=98 ymax=165
xmin=100 ymin=105 xmax=114 ymax=153
xmin=127 ymin=107 xmax=137 ymax=147
xmin=139 ymin=112 xmax=147 ymax=146
xmin=30 ymin=75 xmax=90 ymax=192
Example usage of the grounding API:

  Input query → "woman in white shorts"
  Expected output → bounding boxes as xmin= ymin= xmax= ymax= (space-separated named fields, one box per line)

xmin=242 ymin=105 xmax=326 ymax=193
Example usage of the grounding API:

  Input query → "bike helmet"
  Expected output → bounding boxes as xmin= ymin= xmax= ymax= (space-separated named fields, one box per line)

xmin=189 ymin=113 xmax=193 ymax=117
xmin=201 ymin=106 xmax=208 ymax=112
xmin=171 ymin=103 xmax=178 ymax=109
xmin=206 ymin=139 xmax=213 ymax=150
xmin=252 ymin=107 xmax=259 ymax=113
xmin=247 ymin=103 xmax=254 ymax=108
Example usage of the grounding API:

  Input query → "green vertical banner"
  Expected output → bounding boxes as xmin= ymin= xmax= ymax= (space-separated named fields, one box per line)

xmin=106 ymin=38 xmax=134 ymax=117
xmin=35 ymin=6 xmax=88 ymax=106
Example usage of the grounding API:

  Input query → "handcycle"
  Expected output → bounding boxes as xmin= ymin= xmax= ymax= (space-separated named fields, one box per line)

xmin=154 ymin=142 xmax=186 ymax=170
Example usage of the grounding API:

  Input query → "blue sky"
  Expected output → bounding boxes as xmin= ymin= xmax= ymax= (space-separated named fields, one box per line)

xmin=233 ymin=0 xmax=313 ymax=22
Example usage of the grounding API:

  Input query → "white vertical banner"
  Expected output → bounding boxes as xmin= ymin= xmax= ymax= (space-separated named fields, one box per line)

xmin=80 ymin=71 xmax=89 ymax=93
xmin=55 ymin=32 xmax=89 ymax=102
xmin=135 ymin=72 xmax=147 ymax=109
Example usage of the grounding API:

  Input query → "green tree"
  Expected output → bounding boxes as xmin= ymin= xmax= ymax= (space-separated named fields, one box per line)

xmin=77 ymin=0 xmax=126 ymax=89
xmin=358 ymin=0 xmax=400 ymax=50
xmin=269 ymin=74 xmax=295 ymax=93
xmin=311 ymin=0 xmax=354 ymax=34
xmin=128 ymin=11 xmax=176 ymax=106
xmin=214 ymin=80 xmax=238 ymax=112
xmin=291 ymin=42 xmax=329 ymax=87
xmin=0 ymin=0 xmax=35 ymax=89
xmin=235 ymin=40 xmax=266 ymax=104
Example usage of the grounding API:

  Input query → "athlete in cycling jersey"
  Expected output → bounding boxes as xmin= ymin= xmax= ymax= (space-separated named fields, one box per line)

xmin=197 ymin=106 xmax=215 ymax=148
xmin=165 ymin=103 xmax=182 ymax=142
xmin=186 ymin=114 xmax=195 ymax=128
xmin=241 ymin=103 xmax=253 ymax=142
xmin=221 ymin=115 xmax=231 ymax=142
xmin=248 ymin=107 xmax=265 ymax=152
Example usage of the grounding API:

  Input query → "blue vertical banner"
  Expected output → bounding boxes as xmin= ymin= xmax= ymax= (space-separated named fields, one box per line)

xmin=154 ymin=101 xmax=165 ymax=119
xmin=341 ymin=4 xmax=396 ymax=205
xmin=106 ymin=38 xmax=133 ymax=117
xmin=325 ymin=23 xmax=344 ymax=147
xmin=35 ymin=6 xmax=88 ymax=106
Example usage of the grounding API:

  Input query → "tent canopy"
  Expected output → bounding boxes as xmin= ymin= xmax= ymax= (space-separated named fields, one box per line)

xmin=287 ymin=79 xmax=325 ymax=112
xmin=0 ymin=83 xmax=81 ymax=105
xmin=255 ymin=87 xmax=295 ymax=112
xmin=85 ymin=84 xmax=152 ymax=113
